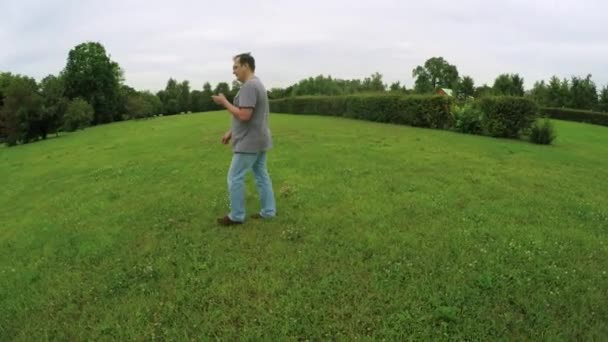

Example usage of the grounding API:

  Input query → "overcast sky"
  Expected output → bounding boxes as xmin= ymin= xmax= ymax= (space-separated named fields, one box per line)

xmin=2 ymin=0 xmax=607 ymax=92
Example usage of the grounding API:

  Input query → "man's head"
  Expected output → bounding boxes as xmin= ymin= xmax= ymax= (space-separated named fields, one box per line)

xmin=233 ymin=53 xmax=255 ymax=83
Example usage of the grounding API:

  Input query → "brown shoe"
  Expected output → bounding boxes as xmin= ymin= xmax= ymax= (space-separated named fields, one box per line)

xmin=217 ymin=216 xmax=243 ymax=226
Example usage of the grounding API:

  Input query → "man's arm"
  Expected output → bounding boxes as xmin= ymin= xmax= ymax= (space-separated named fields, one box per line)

xmin=211 ymin=94 xmax=253 ymax=121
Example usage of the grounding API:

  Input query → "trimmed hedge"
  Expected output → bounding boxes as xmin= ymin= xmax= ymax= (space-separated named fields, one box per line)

xmin=478 ymin=96 xmax=538 ymax=138
xmin=270 ymin=95 xmax=547 ymax=142
xmin=540 ymin=107 xmax=608 ymax=127
xmin=270 ymin=95 xmax=453 ymax=129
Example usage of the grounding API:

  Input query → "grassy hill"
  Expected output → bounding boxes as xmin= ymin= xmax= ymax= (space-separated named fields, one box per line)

xmin=1 ymin=111 xmax=607 ymax=339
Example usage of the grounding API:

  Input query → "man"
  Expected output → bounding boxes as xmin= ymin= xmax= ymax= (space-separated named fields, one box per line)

xmin=211 ymin=53 xmax=276 ymax=226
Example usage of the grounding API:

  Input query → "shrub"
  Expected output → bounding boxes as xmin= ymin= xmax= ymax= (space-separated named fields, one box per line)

xmin=529 ymin=118 xmax=557 ymax=145
xmin=478 ymin=96 xmax=538 ymax=138
xmin=452 ymin=102 xmax=483 ymax=134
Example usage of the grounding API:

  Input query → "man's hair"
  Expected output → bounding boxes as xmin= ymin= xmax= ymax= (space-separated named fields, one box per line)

xmin=234 ymin=53 xmax=256 ymax=72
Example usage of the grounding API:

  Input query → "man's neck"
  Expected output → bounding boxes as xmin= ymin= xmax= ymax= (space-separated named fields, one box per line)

xmin=243 ymin=73 xmax=255 ymax=82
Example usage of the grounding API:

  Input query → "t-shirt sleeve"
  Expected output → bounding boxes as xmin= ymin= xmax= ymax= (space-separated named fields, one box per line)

xmin=238 ymin=83 xmax=257 ymax=108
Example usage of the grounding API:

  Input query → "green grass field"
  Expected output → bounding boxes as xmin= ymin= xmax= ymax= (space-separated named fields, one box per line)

xmin=1 ymin=111 xmax=607 ymax=340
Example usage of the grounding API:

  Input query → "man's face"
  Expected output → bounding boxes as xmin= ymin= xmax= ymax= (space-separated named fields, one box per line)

xmin=232 ymin=59 xmax=247 ymax=82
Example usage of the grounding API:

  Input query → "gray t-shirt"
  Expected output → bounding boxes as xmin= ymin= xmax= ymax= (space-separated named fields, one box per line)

xmin=231 ymin=76 xmax=273 ymax=153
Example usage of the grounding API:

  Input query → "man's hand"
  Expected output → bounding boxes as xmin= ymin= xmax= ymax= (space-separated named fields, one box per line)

xmin=221 ymin=131 xmax=232 ymax=145
xmin=211 ymin=93 xmax=228 ymax=107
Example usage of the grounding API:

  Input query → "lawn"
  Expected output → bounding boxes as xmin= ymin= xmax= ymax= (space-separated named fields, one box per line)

xmin=1 ymin=111 xmax=607 ymax=339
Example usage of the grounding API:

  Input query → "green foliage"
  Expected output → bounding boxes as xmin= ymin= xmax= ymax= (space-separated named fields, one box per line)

xmin=158 ymin=78 xmax=181 ymax=115
xmin=456 ymin=76 xmax=475 ymax=99
xmin=529 ymin=80 xmax=549 ymax=105
xmin=529 ymin=118 xmax=557 ymax=145
xmin=540 ymin=107 xmax=608 ymax=126
xmin=140 ymin=91 xmax=163 ymax=116
xmin=568 ymin=74 xmax=598 ymax=110
xmin=124 ymin=92 xmax=161 ymax=120
xmin=268 ymin=87 xmax=291 ymax=99
xmin=362 ymin=72 xmax=386 ymax=92
xmin=62 ymin=42 xmax=122 ymax=124
xmin=599 ymin=85 xmax=608 ymax=112
xmin=213 ymin=82 xmax=230 ymax=96
xmin=292 ymin=75 xmax=343 ymax=96
xmin=177 ymin=81 xmax=191 ymax=113
xmin=389 ymin=81 xmax=406 ymax=93
xmin=63 ymin=98 xmax=94 ymax=131
xmin=474 ymin=84 xmax=493 ymax=98
xmin=492 ymin=74 xmax=524 ymax=96
xmin=479 ymin=96 xmax=538 ymax=138
xmin=546 ymin=76 xmax=570 ymax=108
xmin=452 ymin=102 xmax=483 ymax=134
xmin=189 ymin=90 xmax=205 ymax=113
xmin=200 ymin=82 xmax=216 ymax=111
xmin=270 ymin=94 xmax=453 ymax=129
xmin=535 ymin=75 xmax=599 ymax=111
xmin=285 ymin=73 xmax=388 ymax=97
xmin=412 ymin=57 xmax=459 ymax=94
xmin=40 ymin=74 xmax=69 ymax=138
xmin=0 ymin=74 xmax=44 ymax=145
xmin=0 ymin=72 xmax=13 ymax=108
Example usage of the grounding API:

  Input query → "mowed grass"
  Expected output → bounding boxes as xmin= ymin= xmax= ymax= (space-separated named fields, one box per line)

xmin=1 ymin=111 xmax=607 ymax=340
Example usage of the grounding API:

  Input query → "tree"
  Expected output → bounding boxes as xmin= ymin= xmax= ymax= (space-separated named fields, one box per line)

xmin=474 ymin=84 xmax=493 ymax=98
xmin=338 ymin=80 xmax=362 ymax=94
xmin=229 ymin=80 xmax=241 ymax=103
xmin=412 ymin=57 xmax=459 ymax=94
xmin=63 ymin=98 xmax=94 ymax=131
xmin=492 ymin=73 xmax=524 ymax=96
xmin=0 ymin=72 xmax=15 ymax=143
xmin=546 ymin=76 xmax=569 ymax=107
xmin=457 ymin=76 xmax=475 ymax=98
xmin=116 ymin=85 xmax=137 ymax=118
xmin=159 ymin=78 xmax=180 ymax=115
xmin=412 ymin=74 xmax=434 ymax=94
xmin=214 ymin=82 xmax=230 ymax=95
xmin=362 ymin=72 xmax=386 ymax=92
xmin=140 ymin=91 xmax=163 ymax=116
xmin=231 ymin=80 xmax=241 ymax=94
xmin=598 ymin=85 xmax=608 ymax=112
xmin=389 ymin=81 xmax=406 ymax=93
xmin=546 ymin=76 xmax=562 ymax=107
xmin=568 ymin=74 xmax=597 ymax=110
xmin=62 ymin=42 xmax=123 ymax=124
xmin=190 ymin=90 xmax=205 ymax=113
xmin=559 ymin=78 xmax=571 ymax=107
xmin=0 ymin=72 xmax=14 ymax=108
xmin=177 ymin=80 xmax=191 ymax=113
xmin=213 ymin=82 xmax=231 ymax=110
xmin=268 ymin=87 xmax=288 ymax=99
xmin=201 ymin=82 xmax=215 ymax=111
xmin=125 ymin=93 xmax=155 ymax=119
xmin=529 ymin=80 xmax=549 ymax=106
xmin=40 ymin=74 xmax=68 ymax=138
xmin=0 ymin=75 xmax=44 ymax=145
xmin=291 ymin=75 xmax=342 ymax=96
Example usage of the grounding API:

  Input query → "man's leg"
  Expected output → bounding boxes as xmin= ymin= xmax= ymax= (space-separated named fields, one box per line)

xmin=227 ymin=153 xmax=257 ymax=222
xmin=252 ymin=152 xmax=276 ymax=218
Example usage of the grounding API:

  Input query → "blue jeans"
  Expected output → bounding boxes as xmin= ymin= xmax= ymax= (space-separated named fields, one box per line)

xmin=227 ymin=152 xmax=276 ymax=222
